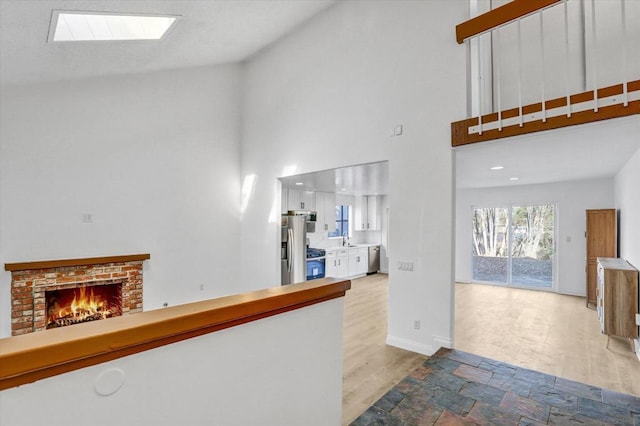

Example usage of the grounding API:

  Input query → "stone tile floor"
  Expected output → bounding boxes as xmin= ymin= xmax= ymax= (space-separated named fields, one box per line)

xmin=351 ymin=348 xmax=640 ymax=425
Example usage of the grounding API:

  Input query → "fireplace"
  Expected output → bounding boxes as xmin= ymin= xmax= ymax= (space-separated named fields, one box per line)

xmin=45 ymin=282 xmax=123 ymax=329
xmin=6 ymin=254 xmax=149 ymax=336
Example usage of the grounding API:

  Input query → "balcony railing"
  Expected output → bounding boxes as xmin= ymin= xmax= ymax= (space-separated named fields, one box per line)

xmin=452 ymin=0 xmax=639 ymax=147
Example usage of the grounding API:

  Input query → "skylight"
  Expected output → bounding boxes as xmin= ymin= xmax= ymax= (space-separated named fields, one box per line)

xmin=49 ymin=11 xmax=179 ymax=42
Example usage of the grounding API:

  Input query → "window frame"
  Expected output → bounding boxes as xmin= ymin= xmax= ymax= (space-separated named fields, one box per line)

xmin=328 ymin=205 xmax=350 ymax=238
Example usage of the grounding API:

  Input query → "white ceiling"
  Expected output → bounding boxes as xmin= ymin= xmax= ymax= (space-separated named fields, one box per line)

xmin=280 ymin=161 xmax=389 ymax=196
xmin=0 ymin=0 xmax=336 ymax=86
xmin=455 ymin=116 xmax=640 ymax=189
xmin=280 ymin=117 xmax=639 ymax=196
xmin=2 ymin=1 xmax=637 ymax=193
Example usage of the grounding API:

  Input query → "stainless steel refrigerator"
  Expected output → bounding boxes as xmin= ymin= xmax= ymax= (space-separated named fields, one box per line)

xmin=281 ymin=215 xmax=307 ymax=285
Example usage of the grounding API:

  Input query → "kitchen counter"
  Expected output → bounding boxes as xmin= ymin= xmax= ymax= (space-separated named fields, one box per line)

xmin=327 ymin=243 xmax=380 ymax=250
xmin=325 ymin=244 xmax=380 ymax=279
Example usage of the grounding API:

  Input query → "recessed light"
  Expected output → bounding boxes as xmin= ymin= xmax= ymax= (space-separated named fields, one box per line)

xmin=49 ymin=11 xmax=180 ymax=42
xmin=509 ymin=177 xmax=519 ymax=181
xmin=295 ymin=182 xmax=303 ymax=186
xmin=341 ymin=188 xmax=348 ymax=191
xmin=490 ymin=166 xmax=504 ymax=170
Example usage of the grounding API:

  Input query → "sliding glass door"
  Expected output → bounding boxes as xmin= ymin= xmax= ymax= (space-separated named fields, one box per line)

xmin=472 ymin=204 xmax=555 ymax=290
xmin=472 ymin=208 xmax=509 ymax=284
xmin=510 ymin=205 xmax=554 ymax=288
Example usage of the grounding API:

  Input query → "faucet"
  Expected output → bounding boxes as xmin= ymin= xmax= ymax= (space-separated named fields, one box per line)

xmin=342 ymin=233 xmax=349 ymax=247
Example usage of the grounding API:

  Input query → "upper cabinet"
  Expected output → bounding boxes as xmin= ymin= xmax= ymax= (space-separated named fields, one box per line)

xmin=287 ymin=189 xmax=316 ymax=211
xmin=316 ymin=192 xmax=337 ymax=234
xmin=354 ymin=196 xmax=379 ymax=231
xmin=366 ymin=196 xmax=379 ymax=230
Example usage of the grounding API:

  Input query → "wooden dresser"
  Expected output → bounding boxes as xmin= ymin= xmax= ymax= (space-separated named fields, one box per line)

xmin=596 ymin=257 xmax=639 ymax=342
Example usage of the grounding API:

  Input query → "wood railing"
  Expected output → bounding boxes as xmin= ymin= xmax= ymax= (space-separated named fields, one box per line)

xmin=0 ymin=278 xmax=351 ymax=391
xmin=452 ymin=0 xmax=639 ymax=147
xmin=452 ymin=80 xmax=640 ymax=147
xmin=455 ymin=0 xmax=561 ymax=44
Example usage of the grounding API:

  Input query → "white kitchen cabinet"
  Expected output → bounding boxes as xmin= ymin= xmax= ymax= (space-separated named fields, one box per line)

xmin=316 ymin=192 xmax=337 ymax=234
xmin=287 ymin=189 xmax=315 ymax=211
xmin=348 ymin=248 xmax=368 ymax=277
xmin=281 ymin=189 xmax=287 ymax=214
xmin=366 ymin=196 xmax=379 ymax=230
xmin=353 ymin=196 xmax=379 ymax=231
xmin=354 ymin=196 xmax=366 ymax=231
xmin=326 ymin=249 xmax=349 ymax=278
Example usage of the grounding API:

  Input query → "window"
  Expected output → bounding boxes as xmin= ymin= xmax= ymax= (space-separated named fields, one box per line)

xmin=49 ymin=11 xmax=180 ymax=42
xmin=328 ymin=205 xmax=349 ymax=238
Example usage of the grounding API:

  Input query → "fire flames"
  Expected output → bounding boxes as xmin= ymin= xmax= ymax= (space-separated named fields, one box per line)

xmin=47 ymin=286 xmax=120 ymax=329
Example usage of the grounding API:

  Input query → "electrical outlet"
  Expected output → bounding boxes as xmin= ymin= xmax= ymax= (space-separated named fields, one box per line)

xmin=413 ymin=320 xmax=420 ymax=330
xmin=163 ymin=302 xmax=169 ymax=307
xmin=389 ymin=124 xmax=403 ymax=137
xmin=81 ymin=213 xmax=94 ymax=222
xmin=200 ymin=284 xmax=204 ymax=291
xmin=398 ymin=261 xmax=414 ymax=271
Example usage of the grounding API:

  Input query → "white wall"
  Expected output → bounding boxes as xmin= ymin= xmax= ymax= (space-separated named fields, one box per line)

xmin=0 ymin=65 xmax=243 ymax=337
xmin=456 ymin=178 xmax=614 ymax=296
xmin=0 ymin=298 xmax=345 ymax=426
xmin=379 ymin=195 xmax=390 ymax=273
xmin=615 ymin=145 xmax=640 ymax=271
xmin=241 ymin=0 xmax=466 ymax=355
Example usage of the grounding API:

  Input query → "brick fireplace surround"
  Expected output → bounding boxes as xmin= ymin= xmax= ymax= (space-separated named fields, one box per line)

xmin=6 ymin=254 xmax=150 ymax=336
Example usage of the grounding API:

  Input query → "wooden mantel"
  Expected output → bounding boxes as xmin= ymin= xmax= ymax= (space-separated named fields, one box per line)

xmin=0 ymin=278 xmax=351 ymax=391
xmin=4 ymin=254 xmax=151 ymax=272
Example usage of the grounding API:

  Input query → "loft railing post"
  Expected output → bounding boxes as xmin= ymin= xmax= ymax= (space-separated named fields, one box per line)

xmin=621 ymin=0 xmax=628 ymax=107
xmin=477 ymin=35 xmax=483 ymax=135
xmin=540 ymin=11 xmax=546 ymax=122
xmin=495 ymin=28 xmax=503 ymax=131
xmin=517 ymin=19 xmax=524 ymax=127
xmin=564 ymin=0 xmax=571 ymax=117
xmin=591 ymin=0 xmax=598 ymax=113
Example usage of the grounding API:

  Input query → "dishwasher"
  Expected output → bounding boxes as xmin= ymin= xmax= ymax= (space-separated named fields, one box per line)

xmin=367 ymin=246 xmax=380 ymax=274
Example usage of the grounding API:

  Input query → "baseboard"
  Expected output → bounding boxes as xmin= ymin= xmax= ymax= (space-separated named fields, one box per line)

xmin=556 ymin=289 xmax=586 ymax=297
xmin=387 ymin=335 xmax=435 ymax=355
xmin=434 ymin=336 xmax=453 ymax=349
xmin=386 ymin=335 xmax=453 ymax=355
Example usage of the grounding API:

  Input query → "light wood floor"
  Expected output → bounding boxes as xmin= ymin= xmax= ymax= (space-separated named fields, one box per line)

xmin=455 ymin=281 xmax=640 ymax=397
xmin=342 ymin=273 xmax=427 ymax=425
xmin=342 ymin=275 xmax=640 ymax=425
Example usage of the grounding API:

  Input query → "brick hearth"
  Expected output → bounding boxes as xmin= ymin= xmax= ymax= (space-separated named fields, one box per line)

xmin=7 ymin=255 xmax=148 ymax=336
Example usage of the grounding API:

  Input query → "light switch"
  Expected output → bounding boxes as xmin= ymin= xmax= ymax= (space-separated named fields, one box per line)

xmin=398 ymin=261 xmax=414 ymax=271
